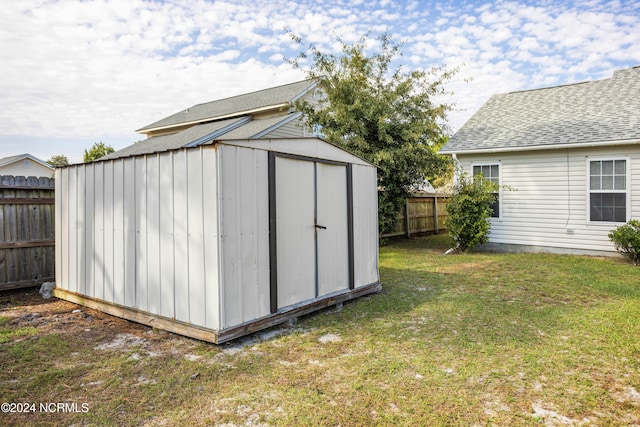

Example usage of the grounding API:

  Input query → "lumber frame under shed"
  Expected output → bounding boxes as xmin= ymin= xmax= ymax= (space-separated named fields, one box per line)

xmin=54 ymin=282 xmax=381 ymax=344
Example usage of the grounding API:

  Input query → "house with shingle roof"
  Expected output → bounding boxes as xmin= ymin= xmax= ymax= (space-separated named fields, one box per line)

xmin=104 ymin=79 xmax=320 ymax=160
xmin=0 ymin=153 xmax=53 ymax=178
xmin=440 ymin=66 xmax=640 ymax=255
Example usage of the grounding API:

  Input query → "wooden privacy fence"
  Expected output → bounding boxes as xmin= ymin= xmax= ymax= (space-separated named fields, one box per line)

xmin=0 ymin=175 xmax=55 ymax=290
xmin=381 ymin=195 xmax=449 ymax=238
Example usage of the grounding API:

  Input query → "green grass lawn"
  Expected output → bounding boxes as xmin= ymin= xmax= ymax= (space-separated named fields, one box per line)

xmin=1 ymin=235 xmax=640 ymax=426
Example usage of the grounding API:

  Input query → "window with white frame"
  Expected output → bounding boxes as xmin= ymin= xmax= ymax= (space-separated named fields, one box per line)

xmin=588 ymin=158 xmax=628 ymax=222
xmin=473 ymin=164 xmax=500 ymax=218
xmin=312 ymin=124 xmax=325 ymax=138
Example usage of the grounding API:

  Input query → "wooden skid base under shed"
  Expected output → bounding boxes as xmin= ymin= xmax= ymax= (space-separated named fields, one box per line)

xmin=53 ymin=282 xmax=382 ymax=344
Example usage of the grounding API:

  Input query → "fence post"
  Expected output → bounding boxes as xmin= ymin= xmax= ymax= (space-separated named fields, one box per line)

xmin=404 ymin=199 xmax=410 ymax=238
xmin=433 ymin=196 xmax=439 ymax=234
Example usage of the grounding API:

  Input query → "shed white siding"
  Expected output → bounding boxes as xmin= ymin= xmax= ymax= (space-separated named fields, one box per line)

xmin=56 ymin=147 xmax=222 ymax=330
xmin=56 ymin=137 xmax=379 ymax=343
xmin=352 ymin=164 xmax=379 ymax=287
xmin=316 ymin=162 xmax=350 ymax=296
xmin=457 ymin=144 xmax=640 ymax=253
xmin=217 ymin=144 xmax=270 ymax=329
xmin=275 ymin=156 xmax=317 ymax=308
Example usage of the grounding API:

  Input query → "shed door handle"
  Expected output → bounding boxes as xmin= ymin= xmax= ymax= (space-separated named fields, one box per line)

xmin=315 ymin=224 xmax=327 ymax=230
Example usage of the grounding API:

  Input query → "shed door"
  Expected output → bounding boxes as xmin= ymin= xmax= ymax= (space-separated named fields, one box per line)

xmin=273 ymin=156 xmax=350 ymax=310
xmin=316 ymin=162 xmax=349 ymax=296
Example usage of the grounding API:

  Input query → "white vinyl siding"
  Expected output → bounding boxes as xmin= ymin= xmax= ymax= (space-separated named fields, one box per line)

xmin=457 ymin=145 xmax=640 ymax=253
xmin=263 ymin=117 xmax=305 ymax=138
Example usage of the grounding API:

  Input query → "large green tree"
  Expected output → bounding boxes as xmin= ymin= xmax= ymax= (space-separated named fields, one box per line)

xmin=83 ymin=142 xmax=115 ymax=162
xmin=47 ymin=154 xmax=69 ymax=167
xmin=286 ymin=32 xmax=456 ymax=233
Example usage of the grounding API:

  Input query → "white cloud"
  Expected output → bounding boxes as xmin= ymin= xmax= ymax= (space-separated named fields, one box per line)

xmin=0 ymin=0 xmax=639 ymax=161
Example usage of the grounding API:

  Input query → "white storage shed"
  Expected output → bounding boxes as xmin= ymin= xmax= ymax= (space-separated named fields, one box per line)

xmin=54 ymin=138 xmax=380 ymax=343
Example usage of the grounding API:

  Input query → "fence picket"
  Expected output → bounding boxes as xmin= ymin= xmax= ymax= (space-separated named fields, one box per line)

xmin=381 ymin=195 xmax=449 ymax=238
xmin=0 ymin=175 xmax=55 ymax=290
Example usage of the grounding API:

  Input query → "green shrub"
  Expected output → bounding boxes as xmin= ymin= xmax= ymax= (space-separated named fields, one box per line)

xmin=608 ymin=219 xmax=640 ymax=266
xmin=445 ymin=173 xmax=499 ymax=252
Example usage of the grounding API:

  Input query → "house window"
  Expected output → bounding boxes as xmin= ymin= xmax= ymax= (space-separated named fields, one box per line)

xmin=312 ymin=124 xmax=325 ymax=138
xmin=23 ymin=160 xmax=31 ymax=169
xmin=473 ymin=164 xmax=500 ymax=218
xmin=589 ymin=159 xmax=628 ymax=222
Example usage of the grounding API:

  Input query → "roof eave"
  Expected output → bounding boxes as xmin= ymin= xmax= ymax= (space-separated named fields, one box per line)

xmin=290 ymin=81 xmax=318 ymax=103
xmin=182 ymin=116 xmax=253 ymax=148
xmin=0 ymin=153 xmax=53 ymax=170
xmin=440 ymin=138 xmax=640 ymax=155
xmin=136 ymin=103 xmax=291 ymax=134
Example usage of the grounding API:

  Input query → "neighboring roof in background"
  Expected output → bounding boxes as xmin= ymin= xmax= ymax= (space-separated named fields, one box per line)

xmin=440 ymin=66 xmax=640 ymax=154
xmin=136 ymin=79 xmax=316 ymax=134
xmin=102 ymin=79 xmax=317 ymax=162
xmin=0 ymin=153 xmax=53 ymax=170
xmin=102 ymin=117 xmax=244 ymax=160
xmin=102 ymin=113 xmax=304 ymax=161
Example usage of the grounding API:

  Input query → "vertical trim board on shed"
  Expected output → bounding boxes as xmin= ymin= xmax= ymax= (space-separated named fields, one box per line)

xmin=103 ymin=160 xmax=114 ymax=304
xmin=84 ymin=165 xmax=95 ymax=298
xmin=145 ymin=154 xmax=161 ymax=315
xmin=158 ymin=152 xmax=175 ymax=319
xmin=202 ymin=147 xmax=220 ymax=331
xmin=134 ymin=156 xmax=148 ymax=313
xmin=112 ymin=159 xmax=125 ymax=306
xmin=173 ymin=150 xmax=189 ymax=323
xmin=123 ymin=157 xmax=136 ymax=308
xmin=93 ymin=162 xmax=105 ymax=301
xmin=185 ymin=149 xmax=204 ymax=327
xmin=75 ymin=166 xmax=86 ymax=297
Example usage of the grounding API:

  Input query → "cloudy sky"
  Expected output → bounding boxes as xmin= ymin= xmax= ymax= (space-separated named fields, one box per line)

xmin=1 ymin=0 xmax=639 ymax=164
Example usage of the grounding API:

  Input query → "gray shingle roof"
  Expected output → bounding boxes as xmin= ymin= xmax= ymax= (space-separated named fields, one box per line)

xmin=0 ymin=153 xmax=52 ymax=169
xmin=103 ymin=114 xmax=301 ymax=161
xmin=440 ymin=66 xmax=640 ymax=154
xmin=102 ymin=118 xmax=243 ymax=160
xmin=136 ymin=79 xmax=315 ymax=133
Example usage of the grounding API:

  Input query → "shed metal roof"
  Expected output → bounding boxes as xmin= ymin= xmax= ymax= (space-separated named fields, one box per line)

xmin=440 ymin=66 xmax=640 ymax=154
xmin=103 ymin=114 xmax=302 ymax=161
